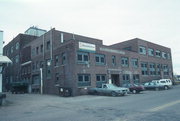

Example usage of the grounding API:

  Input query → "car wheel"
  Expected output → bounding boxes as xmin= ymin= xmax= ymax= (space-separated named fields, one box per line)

xmin=155 ymin=87 xmax=159 ymax=91
xmin=164 ymin=86 xmax=168 ymax=90
xmin=132 ymin=90 xmax=137 ymax=94
xmin=111 ymin=91 xmax=117 ymax=97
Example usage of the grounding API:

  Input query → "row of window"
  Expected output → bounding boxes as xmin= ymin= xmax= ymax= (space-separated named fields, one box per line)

xmin=5 ymin=42 xmax=19 ymax=55
xmin=139 ymin=46 xmax=171 ymax=59
xmin=77 ymin=52 xmax=138 ymax=67
xmin=77 ymin=74 xmax=140 ymax=87
xmin=141 ymin=62 xmax=169 ymax=76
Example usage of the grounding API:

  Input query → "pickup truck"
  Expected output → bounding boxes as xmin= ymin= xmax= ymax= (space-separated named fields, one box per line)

xmin=88 ymin=84 xmax=129 ymax=96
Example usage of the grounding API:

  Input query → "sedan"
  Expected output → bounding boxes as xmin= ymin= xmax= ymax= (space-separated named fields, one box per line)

xmin=122 ymin=83 xmax=144 ymax=94
xmin=143 ymin=82 xmax=165 ymax=91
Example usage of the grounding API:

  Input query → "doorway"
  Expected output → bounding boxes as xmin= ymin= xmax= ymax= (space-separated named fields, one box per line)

xmin=111 ymin=74 xmax=120 ymax=86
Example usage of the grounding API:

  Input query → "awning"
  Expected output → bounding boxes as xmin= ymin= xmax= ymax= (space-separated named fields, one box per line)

xmin=0 ymin=55 xmax=12 ymax=63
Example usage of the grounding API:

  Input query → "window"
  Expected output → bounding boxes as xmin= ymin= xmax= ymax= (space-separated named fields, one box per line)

xmin=62 ymin=53 xmax=66 ymax=65
xmin=32 ymin=48 xmax=35 ymax=56
xmin=40 ymin=61 xmax=44 ymax=68
xmin=32 ymin=62 xmax=35 ymax=71
xmin=54 ymin=55 xmax=59 ymax=66
xmin=133 ymin=74 xmax=140 ymax=84
xmin=141 ymin=62 xmax=148 ymax=75
xmin=167 ymin=53 xmax=171 ymax=59
xmin=15 ymin=55 xmax=19 ymax=63
xmin=163 ymin=64 xmax=169 ymax=75
xmin=131 ymin=58 xmax=138 ymax=68
xmin=122 ymin=74 xmax=130 ymax=84
xmin=77 ymin=52 xmax=89 ymax=63
xmin=15 ymin=42 xmax=19 ymax=50
xmin=112 ymin=55 xmax=116 ymax=66
xmin=148 ymin=48 xmax=154 ymax=56
xmin=36 ymin=61 xmax=39 ymax=70
xmin=46 ymin=41 xmax=50 ymax=50
xmin=96 ymin=74 xmax=106 ymax=87
xmin=155 ymin=50 xmax=161 ymax=57
xmin=121 ymin=57 xmax=129 ymax=67
xmin=139 ymin=46 xmax=146 ymax=55
xmin=40 ymin=45 xmax=43 ymax=53
xmin=55 ymin=73 xmax=59 ymax=84
xmin=11 ymin=46 xmax=13 ymax=53
xmin=156 ymin=64 xmax=161 ymax=75
xmin=36 ymin=47 xmax=39 ymax=55
xmin=162 ymin=52 xmax=167 ymax=59
xmin=149 ymin=63 xmax=156 ymax=75
xmin=78 ymin=74 xmax=91 ymax=87
xmin=95 ymin=54 xmax=105 ymax=65
xmin=46 ymin=59 xmax=51 ymax=78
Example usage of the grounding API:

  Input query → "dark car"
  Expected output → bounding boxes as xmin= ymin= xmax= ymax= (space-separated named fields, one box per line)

xmin=143 ymin=82 xmax=164 ymax=91
xmin=123 ymin=83 xmax=144 ymax=94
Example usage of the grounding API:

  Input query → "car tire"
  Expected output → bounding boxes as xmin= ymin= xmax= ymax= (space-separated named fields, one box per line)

xmin=111 ymin=91 xmax=117 ymax=97
xmin=132 ymin=90 xmax=137 ymax=94
xmin=164 ymin=86 xmax=168 ymax=90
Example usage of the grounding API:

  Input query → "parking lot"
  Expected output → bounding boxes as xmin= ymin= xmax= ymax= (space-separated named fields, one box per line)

xmin=0 ymin=85 xmax=180 ymax=121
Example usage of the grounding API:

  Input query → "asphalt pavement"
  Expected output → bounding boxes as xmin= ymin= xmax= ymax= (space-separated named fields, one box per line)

xmin=0 ymin=85 xmax=180 ymax=121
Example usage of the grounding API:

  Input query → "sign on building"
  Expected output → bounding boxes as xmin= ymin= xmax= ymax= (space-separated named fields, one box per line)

xmin=79 ymin=42 xmax=96 ymax=52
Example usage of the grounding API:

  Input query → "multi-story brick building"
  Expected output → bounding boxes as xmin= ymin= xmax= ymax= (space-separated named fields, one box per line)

xmin=3 ymin=28 xmax=173 ymax=96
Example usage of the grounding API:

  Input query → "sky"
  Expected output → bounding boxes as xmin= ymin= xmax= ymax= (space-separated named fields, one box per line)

xmin=0 ymin=0 xmax=180 ymax=74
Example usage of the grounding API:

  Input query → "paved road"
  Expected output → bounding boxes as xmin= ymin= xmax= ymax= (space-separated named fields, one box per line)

xmin=0 ymin=85 xmax=180 ymax=121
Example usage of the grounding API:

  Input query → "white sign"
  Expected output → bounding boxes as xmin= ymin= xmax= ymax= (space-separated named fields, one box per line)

xmin=79 ymin=42 xmax=96 ymax=52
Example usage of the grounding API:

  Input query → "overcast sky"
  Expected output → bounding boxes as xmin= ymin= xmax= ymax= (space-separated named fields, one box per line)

xmin=0 ymin=0 xmax=180 ymax=74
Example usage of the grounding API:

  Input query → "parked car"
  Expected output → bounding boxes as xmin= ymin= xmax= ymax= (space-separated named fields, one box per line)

xmin=88 ymin=84 xmax=129 ymax=96
xmin=152 ymin=79 xmax=173 ymax=90
xmin=143 ymin=82 xmax=164 ymax=91
xmin=122 ymin=83 xmax=144 ymax=94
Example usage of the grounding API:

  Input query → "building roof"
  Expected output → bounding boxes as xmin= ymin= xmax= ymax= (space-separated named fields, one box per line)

xmin=0 ymin=55 xmax=12 ymax=63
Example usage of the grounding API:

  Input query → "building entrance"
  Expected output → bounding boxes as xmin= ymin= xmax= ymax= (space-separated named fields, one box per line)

xmin=111 ymin=74 xmax=120 ymax=86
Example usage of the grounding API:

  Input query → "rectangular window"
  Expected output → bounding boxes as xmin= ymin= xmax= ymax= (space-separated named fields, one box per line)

xmin=155 ymin=50 xmax=161 ymax=57
xmin=156 ymin=64 xmax=161 ymax=75
xmin=121 ymin=57 xmax=129 ymax=67
xmin=95 ymin=54 xmax=105 ymax=65
xmin=54 ymin=55 xmax=59 ymax=66
xmin=46 ymin=41 xmax=50 ymax=50
xmin=149 ymin=63 xmax=156 ymax=75
xmin=162 ymin=52 xmax=167 ymax=59
xmin=148 ymin=48 xmax=154 ymax=56
xmin=55 ymin=73 xmax=59 ymax=84
xmin=15 ymin=55 xmax=19 ymax=63
xmin=167 ymin=53 xmax=171 ymax=59
xmin=122 ymin=74 xmax=130 ymax=84
xmin=112 ymin=55 xmax=116 ymax=66
xmin=139 ymin=46 xmax=146 ymax=55
xmin=163 ymin=64 xmax=169 ymax=75
xmin=78 ymin=74 xmax=91 ymax=87
xmin=11 ymin=46 xmax=13 ymax=53
xmin=36 ymin=61 xmax=39 ymax=70
xmin=62 ymin=52 xmax=66 ymax=65
xmin=133 ymin=74 xmax=140 ymax=84
xmin=141 ymin=62 xmax=148 ymax=75
xmin=36 ymin=47 xmax=39 ymax=55
xmin=96 ymin=74 xmax=106 ymax=88
xmin=77 ymin=52 xmax=89 ymax=64
xmin=46 ymin=59 xmax=51 ymax=78
xmin=40 ymin=45 xmax=43 ymax=53
xmin=131 ymin=58 xmax=138 ymax=68
xmin=16 ymin=42 xmax=19 ymax=50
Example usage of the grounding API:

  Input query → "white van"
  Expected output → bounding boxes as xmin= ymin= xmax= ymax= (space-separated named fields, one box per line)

xmin=152 ymin=79 xmax=172 ymax=90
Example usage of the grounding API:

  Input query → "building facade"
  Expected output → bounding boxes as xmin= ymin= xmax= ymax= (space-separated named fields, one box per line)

xmin=3 ymin=28 xmax=173 ymax=96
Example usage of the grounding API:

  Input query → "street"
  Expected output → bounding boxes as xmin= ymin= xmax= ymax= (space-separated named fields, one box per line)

xmin=0 ymin=85 xmax=180 ymax=121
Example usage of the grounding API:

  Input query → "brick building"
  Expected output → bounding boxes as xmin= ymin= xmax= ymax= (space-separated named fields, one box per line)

xmin=3 ymin=28 xmax=173 ymax=96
